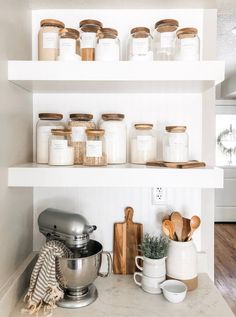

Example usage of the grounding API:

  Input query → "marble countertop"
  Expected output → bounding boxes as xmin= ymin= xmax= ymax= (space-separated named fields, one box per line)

xmin=11 ymin=274 xmax=234 ymax=317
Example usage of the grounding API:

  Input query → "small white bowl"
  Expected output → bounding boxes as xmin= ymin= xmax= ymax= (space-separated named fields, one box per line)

xmin=160 ymin=280 xmax=187 ymax=303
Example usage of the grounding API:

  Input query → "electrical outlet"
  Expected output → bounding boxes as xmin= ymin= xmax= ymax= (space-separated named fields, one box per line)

xmin=151 ymin=187 xmax=166 ymax=205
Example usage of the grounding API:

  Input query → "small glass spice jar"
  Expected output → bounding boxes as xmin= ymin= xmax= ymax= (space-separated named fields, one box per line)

xmin=153 ymin=19 xmax=179 ymax=61
xmin=128 ymin=27 xmax=153 ymax=61
xmin=57 ymin=28 xmax=81 ymax=61
xmin=48 ymin=129 xmax=74 ymax=166
xmin=84 ymin=129 xmax=107 ymax=166
xmin=163 ymin=126 xmax=189 ymax=163
xmin=130 ymin=124 xmax=157 ymax=164
xmin=95 ymin=28 xmax=120 ymax=61
xmin=99 ymin=113 xmax=126 ymax=164
xmin=36 ymin=113 xmax=64 ymax=164
xmin=38 ymin=19 xmax=65 ymax=61
xmin=68 ymin=113 xmax=95 ymax=165
xmin=79 ymin=19 xmax=103 ymax=61
xmin=175 ymin=28 xmax=200 ymax=61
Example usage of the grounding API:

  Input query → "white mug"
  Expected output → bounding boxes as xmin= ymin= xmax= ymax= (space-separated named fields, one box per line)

xmin=135 ymin=256 xmax=166 ymax=278
xmin=133 ymin=272 xmax=165 ymax=294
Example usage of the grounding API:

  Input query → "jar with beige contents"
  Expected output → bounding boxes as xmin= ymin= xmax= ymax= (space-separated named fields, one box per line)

xmin=84 ymin=129 xmax=107 ymax=166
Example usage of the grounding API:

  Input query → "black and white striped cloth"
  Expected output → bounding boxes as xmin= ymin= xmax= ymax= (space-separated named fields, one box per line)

xmin=23 ymin=240 xmax=72 ymax=316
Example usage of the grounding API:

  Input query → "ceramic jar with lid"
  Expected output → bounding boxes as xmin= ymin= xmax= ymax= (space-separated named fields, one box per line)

xmin=175 ymin=28 xmax=200 ymax=61
xmin=96 ymin=28 xmax=120 ymax=61
xmin=48 ymin=129 xmax=74 ymax=166
xmin=153 ymin=19 xmax=179 ymax=61
xmin=84 ymin=129 xmax=107 ymax=166
xmin=57 ymin=28 xmax=81 ymax=61
xmin=163 ymin=126 xmax=189 ymax=163
xmin=130 ymin=124 xmax=157 ymax=164
xmin=38 ymin=19 xmax=65 ymax=61
xmin=79 ymin=19 xmax=103 ymax=61
xmin=128 ymin=27 xmax=153 ymax=61
xmin=99 ymin=113 xmax=126 ymax=164
xmin=68 ymin=113 xmax=95 ymax=165
xmin=36 ymin=113 xmax=64 ymax=164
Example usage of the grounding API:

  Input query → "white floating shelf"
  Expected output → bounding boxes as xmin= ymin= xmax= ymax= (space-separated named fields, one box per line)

xmin=8 ymin=163 xmax=223 ymax=188
xmin=8 ymin=61 xmax=225 ymax=93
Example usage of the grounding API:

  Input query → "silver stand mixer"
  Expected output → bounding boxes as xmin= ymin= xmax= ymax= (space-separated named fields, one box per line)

xmin=38 ymin=208 xmax=112 ymax=309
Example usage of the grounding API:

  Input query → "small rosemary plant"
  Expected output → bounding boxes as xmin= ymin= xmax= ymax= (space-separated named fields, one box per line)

xmin=139 ymin=233 xmax=169 ymax=259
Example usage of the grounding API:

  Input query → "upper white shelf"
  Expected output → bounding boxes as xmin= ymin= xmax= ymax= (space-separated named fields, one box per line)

xmin=8 ymin=163 xmax=223 ymax=188
xmin=8 ymin=61 xmax=225 ymax=94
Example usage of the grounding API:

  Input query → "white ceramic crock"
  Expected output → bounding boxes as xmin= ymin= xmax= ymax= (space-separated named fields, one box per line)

xmin=135 ymin=256 xmax=166 ymax=278
xmin=133 ymin=272 xmax=165 ymax=294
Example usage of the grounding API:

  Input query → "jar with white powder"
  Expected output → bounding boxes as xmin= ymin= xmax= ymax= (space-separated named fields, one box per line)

xmin=84 ymin=129 xmax=107 ymax=166
xmin=96 ymin=28 xmax=120 ymax=61
xmin=100 ymin=113 xmax=126 ymax=164
xmin=38 ymin=19 xmax=65 ymax=61
xmin=175 ymin=28 xmax=200 ymax=61
xmin=48 ymin=129 xmax=74 ymax=166
xmin=36 ymin=113 xmax=64 ymax=164
xmin=163 ymin=126 xmax=189 ymax=163
xmin=128 ymin=27 xmax=153 ymax=61
xmin=130 ymin=124 xmax=157 ymax=164
xmin=57 ymin=28 xmax=81 ymax=61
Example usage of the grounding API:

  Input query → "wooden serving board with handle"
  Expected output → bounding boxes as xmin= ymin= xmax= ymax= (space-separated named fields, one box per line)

xmin=146 ymin=160 xmax=206 ymax=169
xmin=113 ymin=207 xmax=143 ymax=274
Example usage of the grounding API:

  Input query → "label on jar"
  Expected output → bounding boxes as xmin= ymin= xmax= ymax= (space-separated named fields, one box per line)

xmin=59 ymin=38 xmax=76 ymax=56
xmin=160 ymin=32 xmax=175 ymax=48
xmin=51 ymin=139 xmax=68 ymax=150
xmin=132 ymin=38 xmax=149 ymax=55
xmin=81 ymin=32 xmax=97 ymax=48
xmin=96 ymin=39 xmax=120 ymax=61
xmin=86 ymin=140 xmax=102 ymax=157
xmin=137 ymin=135 xmax=152 ymax=151
xmin=180 ymin=38 xmax=199 ymax=60
xmin=71 ymin=126 xmax=86 ymax=142
xmin=43 ymin=32 xmax=58 ymax=49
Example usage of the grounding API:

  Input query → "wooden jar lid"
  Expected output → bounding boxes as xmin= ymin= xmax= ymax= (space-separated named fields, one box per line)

xmin=79 ymin=19 xmax=103 ymax=32
xmin=155 ymin=19 xmax=179 ymax=32
xmin=70 ymin=113 xmax=93 ymax=121
xmin=131 ymin=27 xmax=150 ymax=34
xmin=166 ymin=126 xmax=187 ymax=133
xmin=86 ymin=129 xmax=105 ymax=136
xmin=100 ymin=28 xmax=118 ymax=39
xmin=51 ymin=129 xmax=71 ymax=136
xmin=134 ymin=123 xmax=153 ymax=130
xmin=60 ymin=28 xmax=80 ymax=39
xmin=40 ymin=19 xmax=65 ymax=28
xmin=177 ymin=28 xmax=198 ymax=39
xmin=39 ymin=113 xmax=63 ymax=120
xmin=102 ymin=113 xmax=125 ymax=121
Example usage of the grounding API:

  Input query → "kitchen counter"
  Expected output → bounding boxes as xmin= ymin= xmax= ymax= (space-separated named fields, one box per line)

xmin=10 ymin=274 xmax=234 ymax=317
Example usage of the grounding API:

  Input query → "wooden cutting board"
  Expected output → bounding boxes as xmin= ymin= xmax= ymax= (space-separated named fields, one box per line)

xmin=146 ymin=160 xmax=206 ymax=169
xmin=113 ymin=207 xmax=143 ymax=274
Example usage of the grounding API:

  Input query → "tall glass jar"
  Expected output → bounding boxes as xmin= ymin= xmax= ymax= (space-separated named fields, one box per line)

xmin=79 ymin=19 xmax=103 ymax=61
xmin=175 ymin=28 xmax=200 ymax=61
xmin=99 ymin=113 xmax=126 ymax=164
xmin=84 ymin=129 xmax=107 ymax=166
xmin=38 ymin=19 xmax=65 ymax=61
xmin=68 ymin=114 xmax=95 ymax=165
xmin=57 ymin=28 xmax=81 ymax=61
xmin=153 ymin=19 xmax=179 ymax=61
xmin=36 ymin=113 xmax=64 ymax=164
xmin=128 ymin=27 xmax=153 ymax=61
xmin=48 ymin=129 xmax=74 ymax=166
xmin=95 ymin=28 xmax=120 ymax=61
xmin=130 ymin=124 xmax=157 ymax=164
xmin=163 ymin=126 xmax=189 ymax=163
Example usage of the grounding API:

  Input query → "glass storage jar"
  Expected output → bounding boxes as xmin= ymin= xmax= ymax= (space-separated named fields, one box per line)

xmin=130 ymin=124 xmax=157 ymax=164
xmin=153 ymin=19 xmax=179 ymax=61
xmin=95 ymin=28 xmax=120 ymax=61
xmin=66 ymin=28 xmax=81 ymax=55
xmin=36 ymin=113 xmax=64 ymax=164
xmin=84 ymin=129 xmax=107 ymax=166
xmin=68 ymin=113 xmax=95 ymax=165
xmin=163 ymin=126 xmax=189 ymax=163
xmin=175 ymin=28 xmax=200 ymax=61
xmin=48 ymin=129 xmax=74 ymax=166
xmin=79 ymin=19 xmax=103 ymax=61
xmin=57 ymin=28 xmax=81 ymax=61
xmin=128 ymin=27 xmax=153 ymax=61
xmin=99 ymin=113 xmax=126 ymax=164
xmin=38 ymin=19 xmax=65 ymax=61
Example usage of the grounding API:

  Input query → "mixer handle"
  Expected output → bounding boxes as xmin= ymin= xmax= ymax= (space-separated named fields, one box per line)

xmin=99 ymin=251 xmax=112 ymax=278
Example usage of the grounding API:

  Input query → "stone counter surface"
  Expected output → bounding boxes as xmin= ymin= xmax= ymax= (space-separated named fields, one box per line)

xmin=10 ymin=274 xmax=234 ymax=317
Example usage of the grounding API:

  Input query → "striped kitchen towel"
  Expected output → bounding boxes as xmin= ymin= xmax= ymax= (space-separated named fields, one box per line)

xmin=22 ymin=240 xmax=72 ymax=316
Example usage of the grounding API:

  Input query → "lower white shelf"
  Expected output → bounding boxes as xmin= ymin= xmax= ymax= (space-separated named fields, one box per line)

xmin=8 ymin=163 xmax=223 ymax=188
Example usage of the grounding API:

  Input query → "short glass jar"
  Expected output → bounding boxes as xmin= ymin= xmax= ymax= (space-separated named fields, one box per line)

xmin=130 ymin=124 xmax=157 ymax=164
xmin=38 ymin=19 xmax=65 ymax=61
xmin=66 ymin=28 xmax=81 ymax=55
xmin=57 ymin=28 xmax=81 ymax=61
xmin=84 ymin=129 xmax=107 ymax=166
xmin=153 ymin=19 xmax=179 ymax=61
xmin=79 ymin=19 xmax=103 ymax=61
xmin=68 ymin=113 xmax=95 ymax=165
xmin=163 ymin=126 xmax=189 ymax=163
xmin=99 ymin=113 xmax=126 ymax=164
xmin=48 ymin=129 xmax=74 ymax=166
xmin=175 ymin=28 xmax=200 ymax=61
xmin=36 ymin=113 xmax=64 ymax=164
xmin=128 ymin=27 xmax=153 ymax=61
xmin=95 ymin=28 xmax=120 ymax=61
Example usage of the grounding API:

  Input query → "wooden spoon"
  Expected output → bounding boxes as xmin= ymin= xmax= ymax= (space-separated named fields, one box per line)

xmin=162 ymin=220 xmax=175 ymax=240
xmin=187 ymin=215 xmax=201 ymax=241
xmin=182 ymin=217 xmax=191 ymax=242
xmin=171 ymin=212 xmax=183 ymax=241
